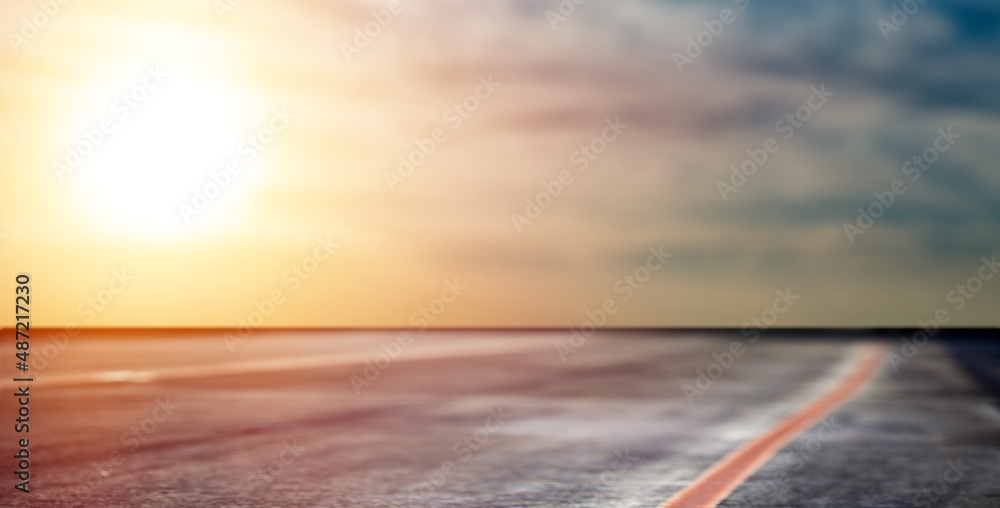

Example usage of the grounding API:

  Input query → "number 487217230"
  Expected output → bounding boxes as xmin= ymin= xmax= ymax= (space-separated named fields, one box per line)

xmin=15 ymin=274 xmax=30 ymax=366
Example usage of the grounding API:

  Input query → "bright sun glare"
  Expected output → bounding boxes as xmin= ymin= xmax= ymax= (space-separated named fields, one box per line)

xmin=77 ymin=69 xmax=258 ymax=234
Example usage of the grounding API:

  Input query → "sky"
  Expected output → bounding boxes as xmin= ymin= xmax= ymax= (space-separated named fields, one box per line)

xmin=1 ymin=0 xmax=998 ymax=328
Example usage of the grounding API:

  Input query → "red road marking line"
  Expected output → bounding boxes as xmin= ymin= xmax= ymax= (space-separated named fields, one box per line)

xmin=659 ymin=342 xmax=886 ymax=508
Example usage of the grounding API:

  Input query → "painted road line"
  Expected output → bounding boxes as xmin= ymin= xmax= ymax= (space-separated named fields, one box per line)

xmin=659 ymin=342 xmax=886 ymax=508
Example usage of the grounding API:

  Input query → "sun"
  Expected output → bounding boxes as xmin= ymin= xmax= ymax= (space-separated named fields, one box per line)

xmin=75 ymin=70 xmax=259 ymax=234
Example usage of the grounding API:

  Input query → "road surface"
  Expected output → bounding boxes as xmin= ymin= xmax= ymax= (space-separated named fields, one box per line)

xmin=1 ymin=329 xmax=998 ymax=507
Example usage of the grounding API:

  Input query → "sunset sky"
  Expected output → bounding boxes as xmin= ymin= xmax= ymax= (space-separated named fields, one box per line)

xmin=1 ymin=0 xmax=998 ymax=328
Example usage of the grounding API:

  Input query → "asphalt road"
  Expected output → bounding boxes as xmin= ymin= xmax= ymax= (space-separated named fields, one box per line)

xmin=1 ymin=330 xmax=998 ymax=507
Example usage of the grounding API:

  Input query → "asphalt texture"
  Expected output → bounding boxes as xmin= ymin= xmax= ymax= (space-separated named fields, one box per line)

xmin=0 ymin=329 xmax=997 ymax=507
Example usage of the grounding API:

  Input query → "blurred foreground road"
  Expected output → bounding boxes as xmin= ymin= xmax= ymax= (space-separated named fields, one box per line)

xmin=1 ymin=330 xmax=998 ymax=507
